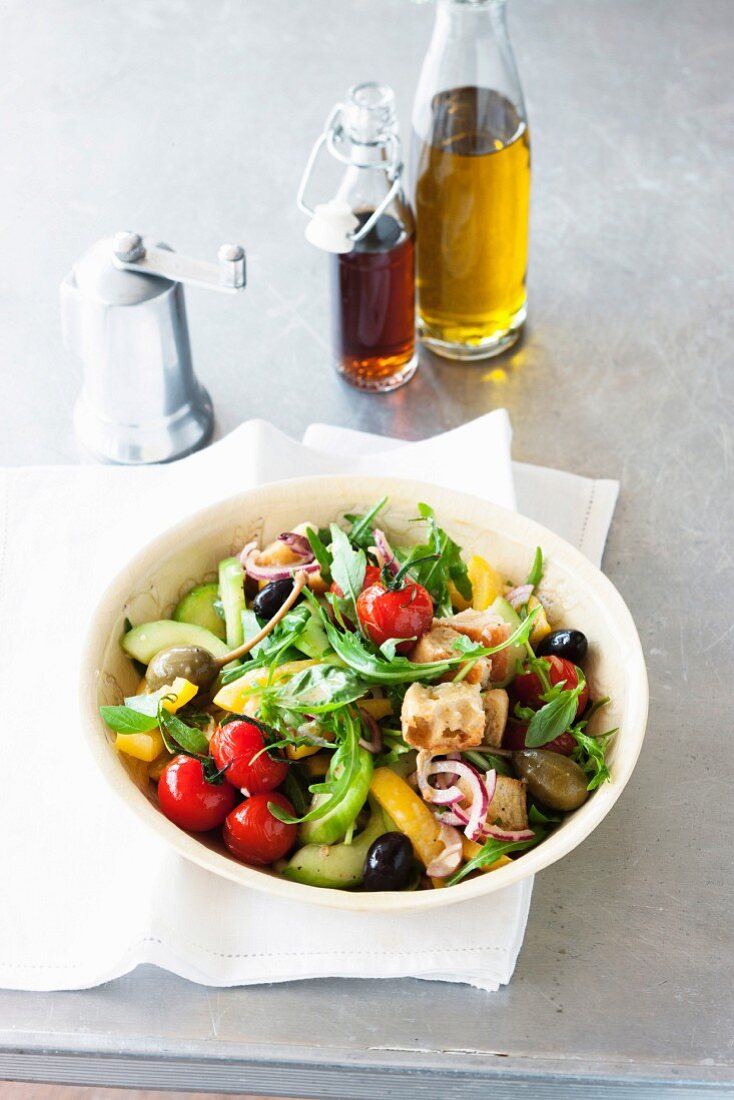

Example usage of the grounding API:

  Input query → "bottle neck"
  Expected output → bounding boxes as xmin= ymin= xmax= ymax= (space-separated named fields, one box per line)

xmin=434 ymin=0 xmax=509 ymax=42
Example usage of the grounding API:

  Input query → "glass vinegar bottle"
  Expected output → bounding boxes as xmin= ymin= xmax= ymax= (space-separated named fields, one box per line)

xmin=412 ymin=0 xmax=531 ymax=360
xmin=300 ymin=83 xmax=417 ymax=392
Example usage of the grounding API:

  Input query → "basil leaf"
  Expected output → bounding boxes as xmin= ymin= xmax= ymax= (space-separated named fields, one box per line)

xmin=274 ymin=664 xmax=370 ymax=714
xmin=157 ymin=704 xmax=210 ymax=756
xmin=100 ymin=705 xmax=159 ymax=733
xmin=524 ymin=689 xmax=581 ymax=747
xmin=329 ymin=523 xmax=366 ymax=622
xmin=526 ymin=546 xmax=544 ymax=590
xmin=123 ymin=685 xmax=172 ymax=717
xmin=447 ymin=833 xmax=544 ymax=886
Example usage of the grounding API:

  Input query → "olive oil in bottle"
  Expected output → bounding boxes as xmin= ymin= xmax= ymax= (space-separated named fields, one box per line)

xmin=412 ymin=0 xmax=531 ymax=360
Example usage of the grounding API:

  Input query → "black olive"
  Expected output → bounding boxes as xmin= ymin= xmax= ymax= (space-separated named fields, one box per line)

xmin=251 ymin=578 xmax=295 ymax=620
xmin=536 ymin=628 xmax=588 ymax=664
xmin=362 ymin=832 xmax=414 ymax=891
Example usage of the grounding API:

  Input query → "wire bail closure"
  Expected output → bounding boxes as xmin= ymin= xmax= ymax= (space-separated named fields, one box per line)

xmin=297 ymin=103 xmax=404 ymax=251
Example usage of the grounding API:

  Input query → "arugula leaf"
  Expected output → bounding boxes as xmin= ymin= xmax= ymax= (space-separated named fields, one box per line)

xmin=329 ymin=523 xmax=366 ymax=623
xmin=463 ymin=749 xmax=514 ymax=777
xmin=571 ymin=726 xmax=616 ymax=790
xmin=306 ymin=527 xmax=333 ymax=580
xmin=99 ymin=705 xmax=159 ymax=733
xmin=409 ymin=503 xmax=471 ymax=616
xmin=447 ymin=832 xmax=545 ymax=885
xmin=529 ymin=804 xmax=561 ymax=825
xmin=157 ymin=703 xmax=210 ymax=756
xmin=345 ymin=496 xmax=389 ymax=550
xmin=320 ymin=604 xmax=538 ymax=685
xmin=273 ymin=664 xmax=370 ymax=714
xmin=220 ymin=606 xmax=311 ymax=684
xmin=526 ymin=546 xmax=544 ymax=590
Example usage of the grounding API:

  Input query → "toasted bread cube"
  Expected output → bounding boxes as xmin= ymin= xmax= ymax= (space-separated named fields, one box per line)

xmin=487 ymin=774 xmax=528 ymax=832
xmin=401 ymin=681 xmax=486 ymax=754
xmin=436 ymin=609 xmax=513 ymax=683
xmin=409 ymin=623 xmax=491 ymax=688
xmin=482 ymin=688 xmax=509 ymax=747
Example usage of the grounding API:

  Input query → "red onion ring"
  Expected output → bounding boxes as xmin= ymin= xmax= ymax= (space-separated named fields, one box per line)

xmin=482 ymin=824 xmax=535 ymax=842
xmin=373 ymin=528 xmax=399 ymax=576
xmin=417 ymin=756 xmax=490 ymax=841
xmin=239 ymin=539 xmax=319 ymax=581
xmin=357 ymin=708 xmax=383 ymax=754
xmin=484 ymin=768 xmax=497 ymax=807
xmin=278 ymin=531 xmax=312 ymax=557
xmin=506 ymin=584 xmax=534 ymax=609
xmin=426 ymin=824 xmax=463 ymax=877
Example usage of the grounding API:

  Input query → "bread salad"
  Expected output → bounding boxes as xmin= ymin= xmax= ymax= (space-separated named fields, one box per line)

xmin=100 ymin=499 xmax=615 ymax=891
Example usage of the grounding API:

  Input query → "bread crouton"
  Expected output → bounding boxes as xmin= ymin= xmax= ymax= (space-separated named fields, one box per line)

xmin=436 ymin=609 xmax=513 ymax=683
xmin=487 ymin=774 xmax=528 ymax=831
xmin=401 ymin=681 xmax=486 ymax=753
xmin=482 ymin=688 xmax=509 ymax=747
xmin=409 ymin=623 xmax=491 ymax=688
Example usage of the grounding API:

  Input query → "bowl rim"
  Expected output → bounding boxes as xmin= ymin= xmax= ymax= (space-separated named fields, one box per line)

xmin=79 ymin=473 xmax=649 ymax=913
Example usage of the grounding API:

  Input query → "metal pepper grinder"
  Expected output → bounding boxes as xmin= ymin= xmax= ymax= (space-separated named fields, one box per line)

xmin=60 ymin=231 xmax=246 ymax=464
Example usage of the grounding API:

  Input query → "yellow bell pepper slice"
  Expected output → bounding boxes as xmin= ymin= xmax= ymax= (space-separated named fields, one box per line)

xmin=286 ymin=742 xmax=321 ymax=760
xmin=160 ymin=676 xmax=198 ymax=713
xmin=462 ymin=837 xmax=514 ymax=873
xmin=213 ymin=659 xmax=321 ymax=713
xmin=370 ymin=767 xmax=444 ymax=869
xmin=302 ymin=753 xmax=331 ymax=777
xmin=450 ymin=555 xmax=505 ymax=612
xmin=359 ymin=697 xmax=393 ymax=720
xmin=115 ymin=730 xmax=165 ymax=763
xmin=528 ymin=595 xmax=552 ymax=647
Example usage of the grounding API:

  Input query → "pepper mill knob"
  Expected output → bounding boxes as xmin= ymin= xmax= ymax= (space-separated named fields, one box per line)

xmin=60 ymin=233 xmax=246 ymax=465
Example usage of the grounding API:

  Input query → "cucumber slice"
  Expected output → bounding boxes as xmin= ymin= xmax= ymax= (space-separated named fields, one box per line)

xmin=281 ymin=803 xmax=387 ymax=889
xmin=293 ymin=606 xmax=330 ymax=659
xmin=300 ymin=747 xmax=374 ymax=846
xmin=172 ymin=583 xmax=226 ymax=641
xmin=489 ymin=596 xmax=526 ymax=686
xmin=121 ymin=620 xmax=229 ymax=665
xmin=219 ymin=557 xmax=246 ymax=649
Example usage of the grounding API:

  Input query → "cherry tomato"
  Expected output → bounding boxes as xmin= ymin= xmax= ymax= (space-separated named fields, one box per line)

xmin=210 ymin=720 xmax=288 ymax=794
xmin=503 ymin=718 xmax=575 ymax=756
xmin=513 ymin=656 xmax=589 ymax=718
xmin=223 ymin=792 xmax=297 ymax=865
xmin=329 ymin=564 xmax=381 ymax=599
xmin=356 ymin=580 xmax=434 ymax=654
xmin=157 ymin=755 xmax=237 ymax=833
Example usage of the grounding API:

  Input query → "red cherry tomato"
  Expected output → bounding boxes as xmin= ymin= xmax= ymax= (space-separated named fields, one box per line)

xmin=356 ymin=580 xmax=434 ymax=654
xmin=223 ymin=792 xmax=297 ymax=865
xmin=210 ymin=720 xmax=288 ymax=794
xmin=514 ymin=656 xmax=589 ymax=718
xmin=158 ymin=755 xmax=237 ymax=833
xmin=329 ymin=564 xmax=381 ymax=599
xmin=503 ymin=718 xmax=575 ymax=756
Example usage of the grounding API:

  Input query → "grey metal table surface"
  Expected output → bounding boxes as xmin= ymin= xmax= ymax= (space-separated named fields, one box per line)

xmin=1 ymin=0 xmax=732 ymax=1097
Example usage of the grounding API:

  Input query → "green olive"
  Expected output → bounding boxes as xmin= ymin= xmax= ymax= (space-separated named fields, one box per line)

xmin=145 ymin=645 xmax=219 ymax=692
xmin=512 ymin=749 xmax=590 ymax=812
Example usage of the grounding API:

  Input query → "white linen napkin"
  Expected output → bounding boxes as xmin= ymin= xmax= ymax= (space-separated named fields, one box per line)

xmin=0 ymin=412 xmax=617 ymax=993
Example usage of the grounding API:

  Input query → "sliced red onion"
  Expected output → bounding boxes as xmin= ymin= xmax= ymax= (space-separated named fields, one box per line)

xmin=484 ymin=768 xmax=497 ymax=807
xmin=278 ymin=531 xmax=312 ymax=558
xmin=426 ymin=824 xmax=463 ymax=878
xmin=417 ymin=757 xmax=489 ymax=840
xmin=482 ymin=824 xmax=535 ymax=842
xmin=459 ymin=761 xmax=490 ymax=842
xmin=434 ymin=806 xmax=470 ymax=828
xmin=373 ymin=528 xmax=399 ymax=575
xmin=239 ymin=540 xmax=320 ymax=581
xmin=358 ymin=708 xmax=383 ymax=754
xmin=506 ymin=583 xmax=534 ymax=609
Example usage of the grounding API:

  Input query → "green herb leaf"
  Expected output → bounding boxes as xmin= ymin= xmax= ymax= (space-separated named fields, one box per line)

xmin=462 ymin=749 xmax=514 ymax=777
xmin=409 ymin=503 xmax=472 ymax=616
xmin=529 ymin=804 xmax=561 ymax=825
xmin=157 ymin=703 xmax=210 ymax=756
xmin=99 ymin=705 xmax=159 ymax=734
xmin=329 ymin=523 xmax=366 ymax=624
xmin=447 ymin=832 xmax=544 ymax=885
xmin=345 ymin=496 xmax=389 ymax=550
xmin=306 ymin=527 xmax=333 ymax=580
xmin=526 ymin=546 xmax=544 ymax=590
xmin=273 ymin=664 xmax=370 ymax=714
xmin=570 ymin=725 xmax=616 ymax=790
xmin=524 ymin=684 xmax=584 ymax=747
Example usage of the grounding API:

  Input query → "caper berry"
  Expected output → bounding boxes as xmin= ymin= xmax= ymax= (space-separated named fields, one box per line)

xmin=512 ymin=749 xmax=590 ymax=811
xmin=145 ymin=645 xmax=218 ymax=692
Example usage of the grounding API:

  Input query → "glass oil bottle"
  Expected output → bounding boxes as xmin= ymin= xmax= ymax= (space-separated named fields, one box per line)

xmin=412 ymin=0 xmax=531 ymax=360
xmin=298 ymin=83 xmax=417 ymax=392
